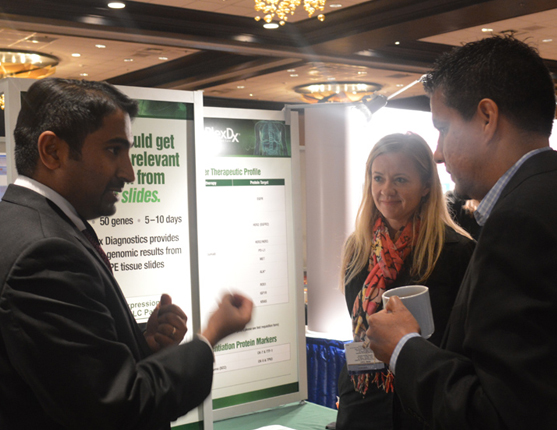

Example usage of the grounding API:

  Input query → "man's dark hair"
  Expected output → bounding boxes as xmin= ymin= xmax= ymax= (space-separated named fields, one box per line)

xmin=423 ymin=36 xmax=556 ymax=137
xmin=14 ymin=78 xmax=139 ymax=177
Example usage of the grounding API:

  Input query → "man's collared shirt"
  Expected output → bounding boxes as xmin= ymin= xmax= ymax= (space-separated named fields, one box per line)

xmin=474 ymin=146 xmax=552 ymax=226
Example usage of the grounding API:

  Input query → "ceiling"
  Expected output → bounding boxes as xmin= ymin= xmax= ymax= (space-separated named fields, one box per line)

xmin=2 ymin=0 xmax=557 ymax=110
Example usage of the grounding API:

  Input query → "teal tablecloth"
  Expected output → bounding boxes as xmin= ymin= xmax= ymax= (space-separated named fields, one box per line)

xmin=214 ymin=401 xmax=337 ymax=430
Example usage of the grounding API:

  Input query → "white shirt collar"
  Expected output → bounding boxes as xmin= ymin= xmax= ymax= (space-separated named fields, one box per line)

xmin=14 ymin=176 xmax=87 ymax=231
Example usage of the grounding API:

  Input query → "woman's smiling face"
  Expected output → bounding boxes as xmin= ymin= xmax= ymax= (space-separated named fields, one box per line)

xmin=371 ymin=151 xmax=430 ymax=232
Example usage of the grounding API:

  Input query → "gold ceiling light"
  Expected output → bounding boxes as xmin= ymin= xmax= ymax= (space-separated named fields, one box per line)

xmin=254 ymin=0 xmax=326 ymax=25
xmin=0 ymin=49 xmax=59 ymax=80
xmin=294 ymin=81 xmax=383 ymax=103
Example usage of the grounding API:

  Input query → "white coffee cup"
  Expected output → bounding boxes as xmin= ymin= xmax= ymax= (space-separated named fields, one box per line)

xmin=382 ymin=285 xmax=435 ymax=339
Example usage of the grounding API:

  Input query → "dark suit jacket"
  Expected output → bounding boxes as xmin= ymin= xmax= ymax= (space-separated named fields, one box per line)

xmin=395 ymin=150 xmax=557 ymax=429
xmin=0 ymin=185 xmax=214 ymax=430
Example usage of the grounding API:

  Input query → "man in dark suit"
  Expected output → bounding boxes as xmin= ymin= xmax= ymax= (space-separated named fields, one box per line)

xmin=0 ymin=78 xmax=253 ymax=429
xmin=366 ymin=36 xmax=557 ymax=429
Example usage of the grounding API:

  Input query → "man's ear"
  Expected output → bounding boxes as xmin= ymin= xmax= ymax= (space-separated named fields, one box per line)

xmin=37 ymin=131 xmax=69 ymax=171
xmin=477 ymin=98 xmax=499 ymax=139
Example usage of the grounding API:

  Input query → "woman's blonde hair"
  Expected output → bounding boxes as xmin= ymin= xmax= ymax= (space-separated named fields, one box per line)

xmin=340 ymin=132 xmax=469 ymax=291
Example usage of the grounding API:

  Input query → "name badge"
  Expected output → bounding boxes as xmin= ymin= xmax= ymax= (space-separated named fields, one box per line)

xmin=345 ymin=342 xmax=386 ymax=374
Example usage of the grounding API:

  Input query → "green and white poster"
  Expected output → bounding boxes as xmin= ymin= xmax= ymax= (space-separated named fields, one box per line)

xmin=197 ymin=110 xmax=305 ymax=420
xmin=91 ymin=88 xmax=202 ymax=429
xmin=92 ymin=97 xmax=194 ymax=324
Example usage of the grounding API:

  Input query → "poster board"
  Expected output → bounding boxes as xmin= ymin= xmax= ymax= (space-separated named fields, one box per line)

xmin=94 ymin=86 xmax=204 ymax=429
xmin=197 ymin=108 xmax=307 ymax=422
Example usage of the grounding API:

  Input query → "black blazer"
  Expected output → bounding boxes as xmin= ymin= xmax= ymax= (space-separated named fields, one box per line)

xmin=0 ymin=185 xmax=214 ymax=430
xmin=395 ymin=150 xmax=557 ymax=429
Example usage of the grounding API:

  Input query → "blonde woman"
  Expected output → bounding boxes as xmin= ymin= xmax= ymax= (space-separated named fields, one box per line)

xmin=336 ymin=133 xmax=475 ymax=430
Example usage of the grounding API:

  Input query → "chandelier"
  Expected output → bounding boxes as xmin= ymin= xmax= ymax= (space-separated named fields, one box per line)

xmin=294 ymin=82 xmax=383 ymax=104
xmin=0 ymin=50 xmax=58 ymax=80
xmin=0 ymin=50 xmax=59 ymax=111
xmin=254 ymin=0 xmax=326 ymax=25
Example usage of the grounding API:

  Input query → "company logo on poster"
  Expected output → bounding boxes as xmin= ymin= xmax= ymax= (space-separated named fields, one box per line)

xmin=205 ymin=126 xmax=240 ymax=143
xmin=204 ymin=118 xmax=291 ymax=157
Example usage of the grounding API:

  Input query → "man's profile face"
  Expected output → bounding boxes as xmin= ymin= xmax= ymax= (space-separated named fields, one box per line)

xmin=431 ymin=90 xmax=486 ymax=201
xmin=61 ymin=109 xmax=135 ymax=220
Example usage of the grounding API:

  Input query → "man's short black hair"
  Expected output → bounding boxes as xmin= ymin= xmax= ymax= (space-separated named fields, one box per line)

xmin=423 ymin=36 xmax=556 ymax=137
xmin=14 ymin=78 xmax=139 ymax=177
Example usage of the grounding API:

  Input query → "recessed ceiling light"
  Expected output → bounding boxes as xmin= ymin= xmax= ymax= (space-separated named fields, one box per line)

xmin=80 ymin=73 xmax=89 ymax=77
xmin=543 ymin=38 xmax=553 ymax=43
xmin=71 ymin=53 xmax=81 ymax=57
xmin=237 ymin=85 xmax=245 ymax=89
xmin=287 ymin=69 xmax=296 ymax=72
xmin=356 ymin=49 xmax=375 ymax=57
xmin=233 ymin=34 xmax=257 ymax=43
xmin=263 ymin=23 xmax=279 ymax=29
xmin=396 ymin=84 xmax=404 ymax=87
xmin=249 ymin=94 xmax=254 ymax=97
xmin=158 ymin=56 xmax=168 ymax=60
xmin=357 ymin=71 xmax=367 ymax=75
xmin=95 ymin=44 xmax=106 ymax=49
xmin=329 ymin=3 xmax=342 ymax=7
xmin=124 ymin=58 xmax=133 ymax=62
xmin=290 ymin=74 xmax=298 ymax=77
xmin=395 ymin=41 xmax=400 ymax=45
xmin=108 ymin=2 xmax=126 ymax=9
xmin=482 ymin=28 xmax=493 ymax=33
xmin=327 ymin=77 xmax=336 ymax=81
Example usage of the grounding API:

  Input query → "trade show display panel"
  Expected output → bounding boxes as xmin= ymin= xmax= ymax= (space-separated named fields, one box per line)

xmin=198 ymin=108 xmax=306 ymax=422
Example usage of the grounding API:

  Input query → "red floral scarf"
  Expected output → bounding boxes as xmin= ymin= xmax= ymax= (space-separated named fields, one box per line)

xmin=351 ymin=216 xmax=417 ymax=394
